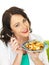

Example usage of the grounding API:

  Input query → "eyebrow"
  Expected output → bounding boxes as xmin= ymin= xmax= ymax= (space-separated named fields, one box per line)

xmin=13 ymin=18 xmax=26 ymax=26
xmin=13 ymin=22 xmax=19 ymax=26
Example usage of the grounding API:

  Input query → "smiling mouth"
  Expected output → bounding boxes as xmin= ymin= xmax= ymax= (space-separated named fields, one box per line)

xmin=22 ymin=29 xmax=28 ymax=33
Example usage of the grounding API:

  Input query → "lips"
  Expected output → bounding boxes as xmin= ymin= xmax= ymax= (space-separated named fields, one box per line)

xmin=22 ymin=29 xmax=28 ymax=33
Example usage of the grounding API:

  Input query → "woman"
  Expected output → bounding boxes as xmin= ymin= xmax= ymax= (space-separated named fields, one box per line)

xmin=0 ymin=6 xmax=49 ymax=65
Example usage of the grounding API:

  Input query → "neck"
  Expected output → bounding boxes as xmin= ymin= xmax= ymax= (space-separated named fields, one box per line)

xmin=15 ymin=35 xmax=29 ymax=45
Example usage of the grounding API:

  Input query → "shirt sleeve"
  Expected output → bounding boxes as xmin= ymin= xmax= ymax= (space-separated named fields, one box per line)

xmin=0 ymin=40 xmax=11 ymax=65
xmin=39 ymin=49 xmax=49 ymax=65
xmin=29 ymin=33 xmax=44 ymax=42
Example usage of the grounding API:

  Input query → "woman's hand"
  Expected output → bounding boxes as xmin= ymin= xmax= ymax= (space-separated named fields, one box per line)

xmin=9 ymin=37 xmax=24 ymax=65
xmin=28 ymin=52 xmax=39 ymax=61
xmin=28 ymin=52 xmax=44 ymax=65
xmin=9 ymin=37 xmax=23 ymax=54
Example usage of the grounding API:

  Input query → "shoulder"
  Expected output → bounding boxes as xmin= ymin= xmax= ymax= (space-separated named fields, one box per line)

xmin=29 ymin=33 xmax=44 ymax=42
xmin=0 ymin=40 xmax=11 ymax=65
xmin=0 ymin=40 xmax=7 ymax=51
xmin=0 ymin=40 xmax=8 ymax=57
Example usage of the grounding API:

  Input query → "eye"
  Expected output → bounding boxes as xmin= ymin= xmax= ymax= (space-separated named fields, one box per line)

xmin=23 ymin=18 xmax=27 ymax=23
xmin=15 ymin=24 xmax=19 ymax=27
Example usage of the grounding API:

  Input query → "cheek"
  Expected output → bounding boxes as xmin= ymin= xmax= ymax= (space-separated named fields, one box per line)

xmin=25 ymin=22 xmax=30 ymax=28
xmin=11 ymin=27 xmax=20 ymax=34
xmin=15 ymin=28 xmax=21 ymax=34
xmin=12 ymin=29 xmax=20 ymax=36
xmin=15 ymin=29 xmax=20 ymax=33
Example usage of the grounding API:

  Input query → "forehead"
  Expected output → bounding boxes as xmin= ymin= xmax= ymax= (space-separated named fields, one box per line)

xmin=10 ymin=14 xmax=24 ymax=23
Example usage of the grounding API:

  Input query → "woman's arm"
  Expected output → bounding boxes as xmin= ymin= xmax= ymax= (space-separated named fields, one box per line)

xmin=12 ymin=52 xmax=23 ymax=65
xmin=32 ymin=57 xmax=44 ymax=65
xmin=9 ymin=37 xmax=23 ymax=65
xmin=28 ymin=52 xmax=44 ymax=65
xmin=0 ymin=40 xmax=10 ymax=65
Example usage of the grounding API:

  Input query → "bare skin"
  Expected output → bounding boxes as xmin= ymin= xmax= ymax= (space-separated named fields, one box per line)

xmin=28 ymin=52 xmax=44 ymax=65
xmin=10 ymin=37 xmax=44 ymax=65
xmin=9 ymin=14 xmax=44 ymax=65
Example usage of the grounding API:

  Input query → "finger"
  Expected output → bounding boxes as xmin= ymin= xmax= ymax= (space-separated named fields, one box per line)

xmin=13 ymin=45 xmax=20 ymax=51
xmin=10 ymin=37 xmax=18 ymax=45
xmin=10 ymin=37 xmax=19 ymax=49
xmin=10 ymin=44 xmax=20 ymax=52
xmin=11 ymin=37 xmax=17 ymax=42
xmin=10 ymin=42 xmax=19 ymax=50
xmin=19 ymin=47 xmax=23 ymax=50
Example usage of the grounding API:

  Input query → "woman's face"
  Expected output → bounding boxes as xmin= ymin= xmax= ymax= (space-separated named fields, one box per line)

xmin=10 ymin=14 xmax=30 ymax=38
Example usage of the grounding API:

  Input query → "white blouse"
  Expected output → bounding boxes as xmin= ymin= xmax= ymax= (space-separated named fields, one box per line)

xmin=0 ymin=33 xmax=49 ymax=65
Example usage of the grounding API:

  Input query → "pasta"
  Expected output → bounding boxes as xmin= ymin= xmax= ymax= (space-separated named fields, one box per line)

xmin=25 ymin=40 xmax=44 ymax=51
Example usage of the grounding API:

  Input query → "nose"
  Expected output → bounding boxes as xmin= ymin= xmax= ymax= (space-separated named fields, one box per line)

xmin=21 ymin=23 xmax=26 ymax=29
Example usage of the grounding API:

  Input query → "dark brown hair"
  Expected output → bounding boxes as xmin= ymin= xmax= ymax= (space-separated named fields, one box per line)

xmin=0 ymin=6 xmax=32 ymax=46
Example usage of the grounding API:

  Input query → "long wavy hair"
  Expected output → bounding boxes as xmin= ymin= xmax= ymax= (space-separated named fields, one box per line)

xmin=0 ymin=6 xmax=32 ymax=46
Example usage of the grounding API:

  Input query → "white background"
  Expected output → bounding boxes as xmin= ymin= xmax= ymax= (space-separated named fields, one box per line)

xmin=0 ymin=0 xmax=49 ymax=40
